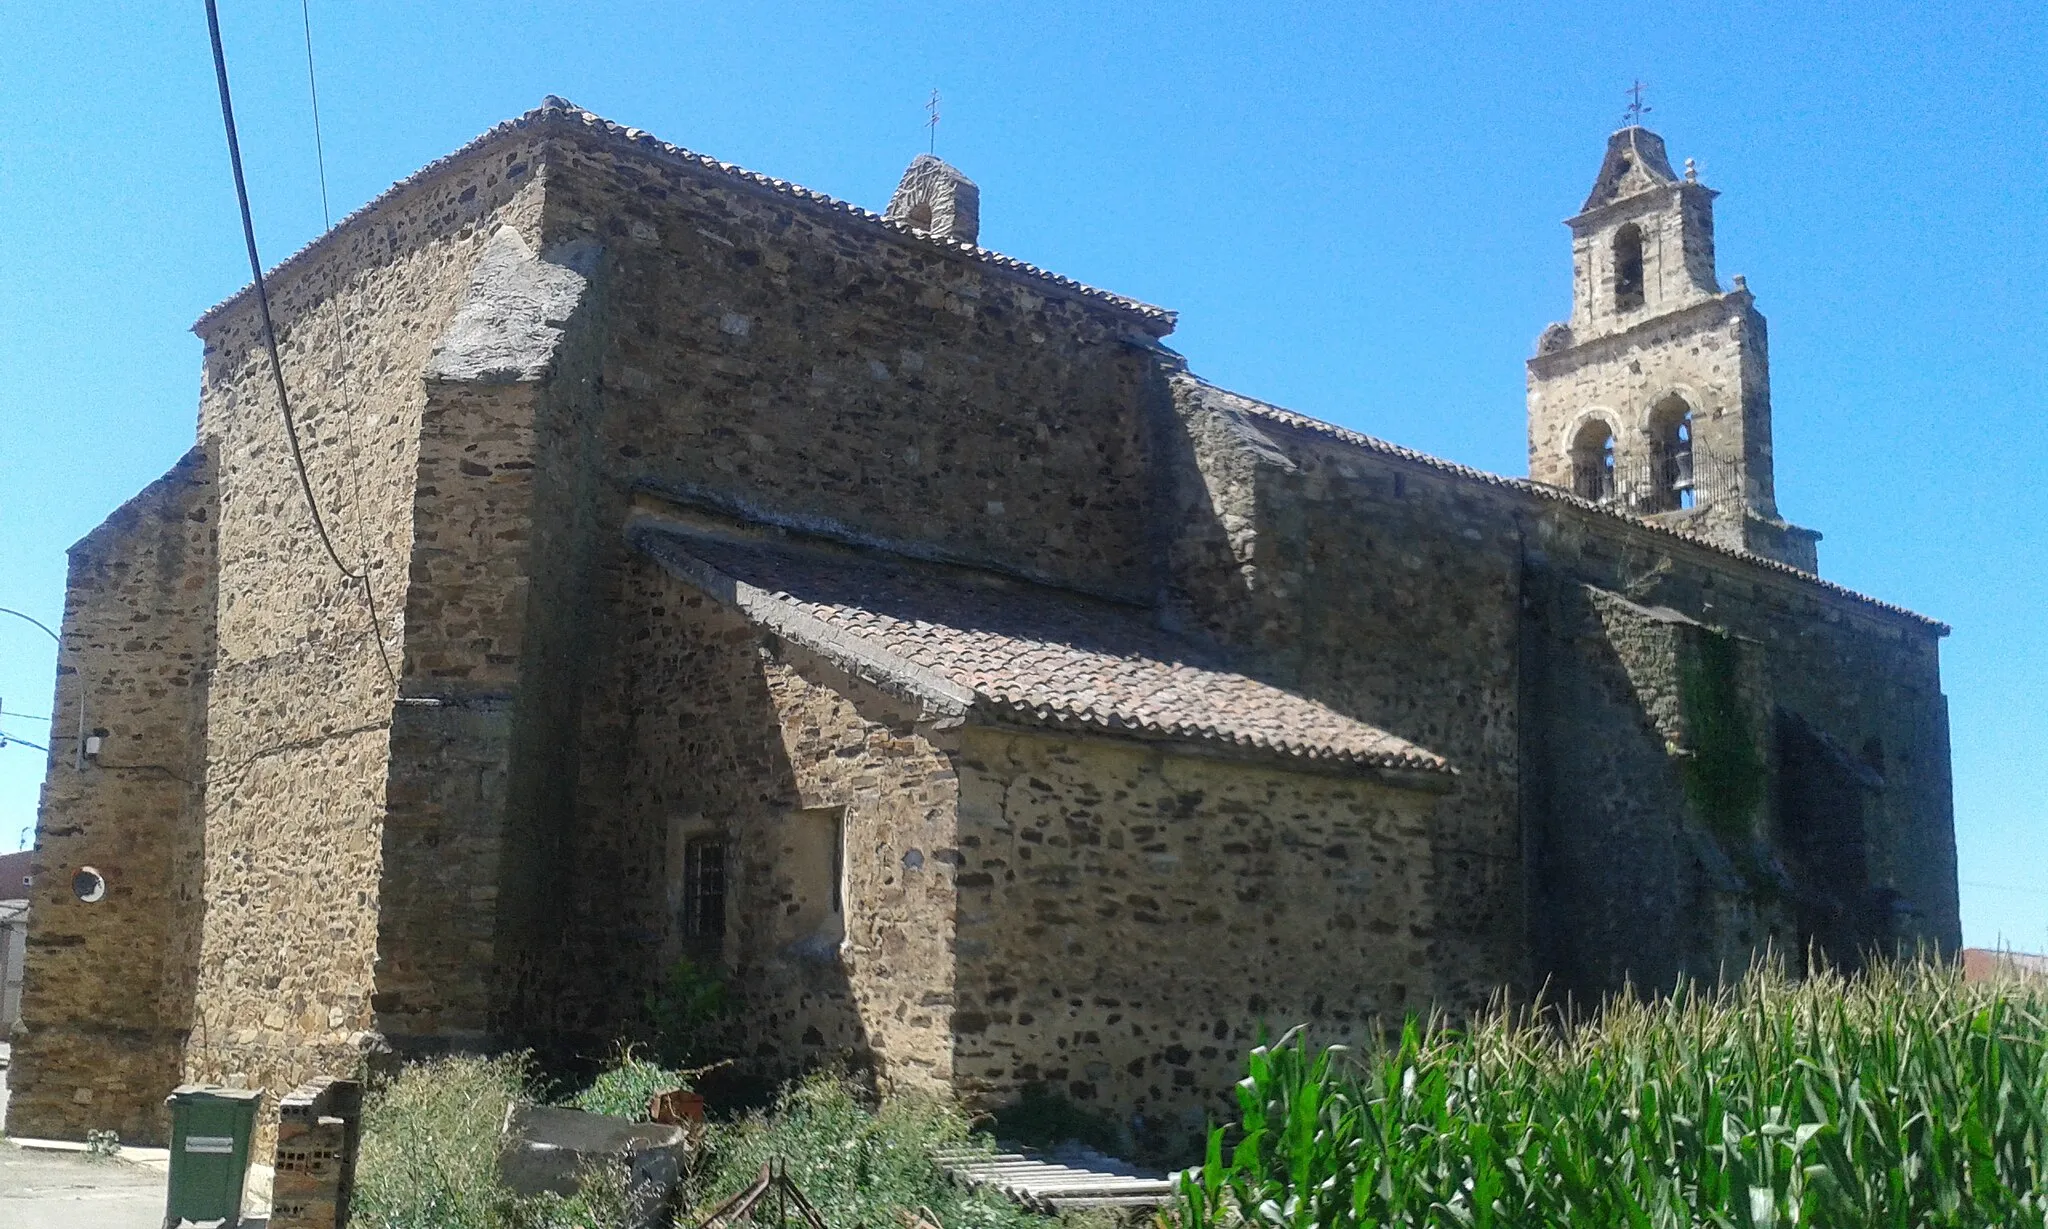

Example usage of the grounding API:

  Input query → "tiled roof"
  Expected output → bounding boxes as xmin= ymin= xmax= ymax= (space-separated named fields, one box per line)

xmin=0 ymin=848 xmax=30 ymax=903
xmin=1180 ymin=377 xmax=1950 ymax=634
xmin=196 ymin=97 xmax=1175 ymax=332
xmin=631 ymin=524 xmax=1451 ymax=781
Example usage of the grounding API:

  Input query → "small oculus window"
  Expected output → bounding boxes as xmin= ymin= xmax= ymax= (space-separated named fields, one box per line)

xmin=72 ymin=866 xmax=107 ymax=904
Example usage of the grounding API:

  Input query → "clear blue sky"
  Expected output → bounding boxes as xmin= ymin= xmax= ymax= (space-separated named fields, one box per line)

xmin=1 ymin=3 xmax=2041 ymax=948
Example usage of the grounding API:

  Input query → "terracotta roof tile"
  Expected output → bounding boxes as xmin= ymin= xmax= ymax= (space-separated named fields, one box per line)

xmin=633 ymin=525 xmax=1450 ymax=780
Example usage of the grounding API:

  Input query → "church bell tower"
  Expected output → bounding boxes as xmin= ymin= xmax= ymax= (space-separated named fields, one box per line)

xmin=1526 ymin=126 xmax=1819 ymax=572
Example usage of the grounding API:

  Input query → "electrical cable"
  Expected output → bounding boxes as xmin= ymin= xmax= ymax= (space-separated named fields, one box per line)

xmin=1963 ymin=880 xmax=2048 ymax=898
xmin=299 ymin=0 xmax=331 ymax=231
xmin=204 ymin=0 xmax=395 ymax=686
xmin=297 ymin=0 xmax=371 ymax=574
xmin=0 ymin=734 xmax=50 ymax=755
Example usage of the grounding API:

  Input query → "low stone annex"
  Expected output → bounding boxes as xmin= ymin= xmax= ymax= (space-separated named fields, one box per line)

xmin=11 ymin=100 xmax=1957 ymax=1158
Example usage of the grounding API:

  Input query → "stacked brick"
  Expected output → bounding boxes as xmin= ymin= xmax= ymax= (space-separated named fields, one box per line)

xmin=269 ymin=1077 xmax=362 ymax=1229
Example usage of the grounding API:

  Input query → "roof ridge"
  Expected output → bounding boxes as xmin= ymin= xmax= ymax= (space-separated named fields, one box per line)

xmin=195 ymin=96 xmax=1175 ymax=331
xmin=1181 ymin=375 xmax=1948 ymax=633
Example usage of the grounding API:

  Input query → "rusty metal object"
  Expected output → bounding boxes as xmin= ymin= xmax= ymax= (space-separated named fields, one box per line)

xmin=695 ymin=1159 xmax=828 ymax=1229
xmin=647 ymin=1087 xmax=706 ymax=1125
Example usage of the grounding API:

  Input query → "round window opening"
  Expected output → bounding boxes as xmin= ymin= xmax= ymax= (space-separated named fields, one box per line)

xmin=72 ymin=867 xmax=107 ymax=904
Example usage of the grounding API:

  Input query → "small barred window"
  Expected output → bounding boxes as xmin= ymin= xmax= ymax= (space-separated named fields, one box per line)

xmin=681 ymin=837 xmax=726 ymax=942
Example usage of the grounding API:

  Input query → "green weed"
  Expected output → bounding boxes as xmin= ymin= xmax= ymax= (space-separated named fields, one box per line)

xmin=567 ymin=1049 xmax=694 ymax=1122
xmin=351 ymin=1054 xmax=530 ymax=1229
xmin=692 ymin=1074 xmax=1055 ymax=1229
xmin=351 ymin=1054 xmax=640 ymax=1229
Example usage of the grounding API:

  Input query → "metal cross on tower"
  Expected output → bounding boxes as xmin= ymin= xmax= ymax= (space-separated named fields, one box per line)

xmin=926 ymin=89 xmax=940 ymax=154
xmin=1624 ymin=80 xmax=1652 ymax=126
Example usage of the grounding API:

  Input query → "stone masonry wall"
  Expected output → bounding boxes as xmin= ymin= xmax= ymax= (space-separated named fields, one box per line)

xmin=11 ymin=449 xmax=215 ymax=1143
xmin=950 ymin=728 xmax=1437 ymax=1159
xmin=377 ymin=370 xmax=548 ymax=1050
xmin=1164 ymin=381 xmax=1527 ymax=1006
xmin=747 ymin=643 xmax=963 ymax=1091
xmin=542 ymin=128 xmax=1167 ymax=604
xmin=1164 ymin=376 xmax=1953 ymax=1004
xmin=184 ymin=130 xmax=550 ymax=1122
xmin=483 ymin=124 xmax=1192 ymax=1066
xmin=1519 ymin=580 xmax=1785 ymax=997
xmin=1527 ymin=506 xmax=1958 ymax=961
xmin=554 ymin=556 xmax=959 ymax=1090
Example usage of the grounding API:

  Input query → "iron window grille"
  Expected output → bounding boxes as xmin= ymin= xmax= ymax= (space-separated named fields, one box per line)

xmin=681 ymin=836 xmax=727 ymax=941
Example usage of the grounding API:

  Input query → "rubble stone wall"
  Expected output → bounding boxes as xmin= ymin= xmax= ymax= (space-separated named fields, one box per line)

xmin=1164 ymin=377 xmax=1954 ymax=1010
xmin=1518 ymin=579 xmax=1741 ymax=996
xmin=950 ymin=727 xmax=1437 ymax=1158
xmin=375 ymin=375 xmax=544 ymax=1052
xmin=1163 ymin=384 xmax=1529 ymax=1006
xmin=557 ymin=558 xmax=960 ymax=1090
xmin=10 ymin=449 xmax=216 ymax=1143
xmin=496 ymin=126 xmax=1193 ymax=1065
xmin=181 ymin=135 xmax=550 ymax=1115
xmin=543 ymin=130 xmax=1167 ymax=604
xmin=1526 ymin=505 xmax=1958 ymax=973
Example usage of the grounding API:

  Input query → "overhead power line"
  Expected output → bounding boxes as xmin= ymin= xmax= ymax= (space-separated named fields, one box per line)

xmin=299 ymin=0 xmax=332 ymax=230
xmin=204 ymin=0 xmax=395 ymax=686
xmin=0 ymin=733 xmax=50 ymax=755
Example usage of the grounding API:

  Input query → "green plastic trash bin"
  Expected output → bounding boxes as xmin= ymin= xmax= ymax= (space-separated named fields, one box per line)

xmin=164 ymin=1085 xmax=264 ymax=1228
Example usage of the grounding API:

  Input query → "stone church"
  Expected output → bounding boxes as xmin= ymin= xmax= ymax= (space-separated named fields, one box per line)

xmin=11 ymin=101 xmax=1957 ymax=1153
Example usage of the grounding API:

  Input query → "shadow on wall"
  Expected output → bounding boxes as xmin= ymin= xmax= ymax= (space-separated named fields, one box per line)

xmin=1523 ymin=575 xmax=1701 ymax=1003
xmin=1775 ymin=710 xmax=1885 ymax=974
xmin=514 ymin=578 xmax=871 ymax=1097
xmin=1524 ymin=574 xmax=1907 ymax=1001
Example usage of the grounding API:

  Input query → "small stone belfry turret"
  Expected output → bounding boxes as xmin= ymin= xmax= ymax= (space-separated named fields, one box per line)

xmin=1527 ymin=126 xmax=1820 ymax=572
xmin=885 ymin=154 xmax=980 ymax=245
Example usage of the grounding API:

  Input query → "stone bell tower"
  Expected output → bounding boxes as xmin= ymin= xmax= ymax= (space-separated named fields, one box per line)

xmin=1526 ymin=126 xmax=1819 ymax=572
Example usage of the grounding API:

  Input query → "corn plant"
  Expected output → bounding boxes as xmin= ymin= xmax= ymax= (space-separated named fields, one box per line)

xmin=1177 ymin=958 xmax=2048 ymax=1228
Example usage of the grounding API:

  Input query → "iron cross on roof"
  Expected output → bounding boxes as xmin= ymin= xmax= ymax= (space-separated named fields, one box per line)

xmin=1624 ymin=80 xmax=1652 ymax=127
xmin=926 ymin=89 xmax=940 ymax=154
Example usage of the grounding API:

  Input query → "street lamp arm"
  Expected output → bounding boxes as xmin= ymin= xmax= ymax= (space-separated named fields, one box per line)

xmin=0 ymin=606 xmax=60 ymax=643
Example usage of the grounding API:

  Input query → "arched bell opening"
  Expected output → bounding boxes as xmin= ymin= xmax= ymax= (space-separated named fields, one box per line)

xmin=1569 ymin=417 xmax=1617 ymax=504
xmin=1646 ymin=394 xmax=1696 ymax=512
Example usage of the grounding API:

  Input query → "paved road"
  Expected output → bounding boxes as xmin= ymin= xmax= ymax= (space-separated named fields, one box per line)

xmin=1 ymin=1043 xmax=265 ymax=1229
xmin=1 ymin=1043 xmax=163 ymax=1229
xmin=0 ymin=1141 xmax=170 ymax=1229
xmin=0 ymin=1047 xmax=271 ymax=1229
